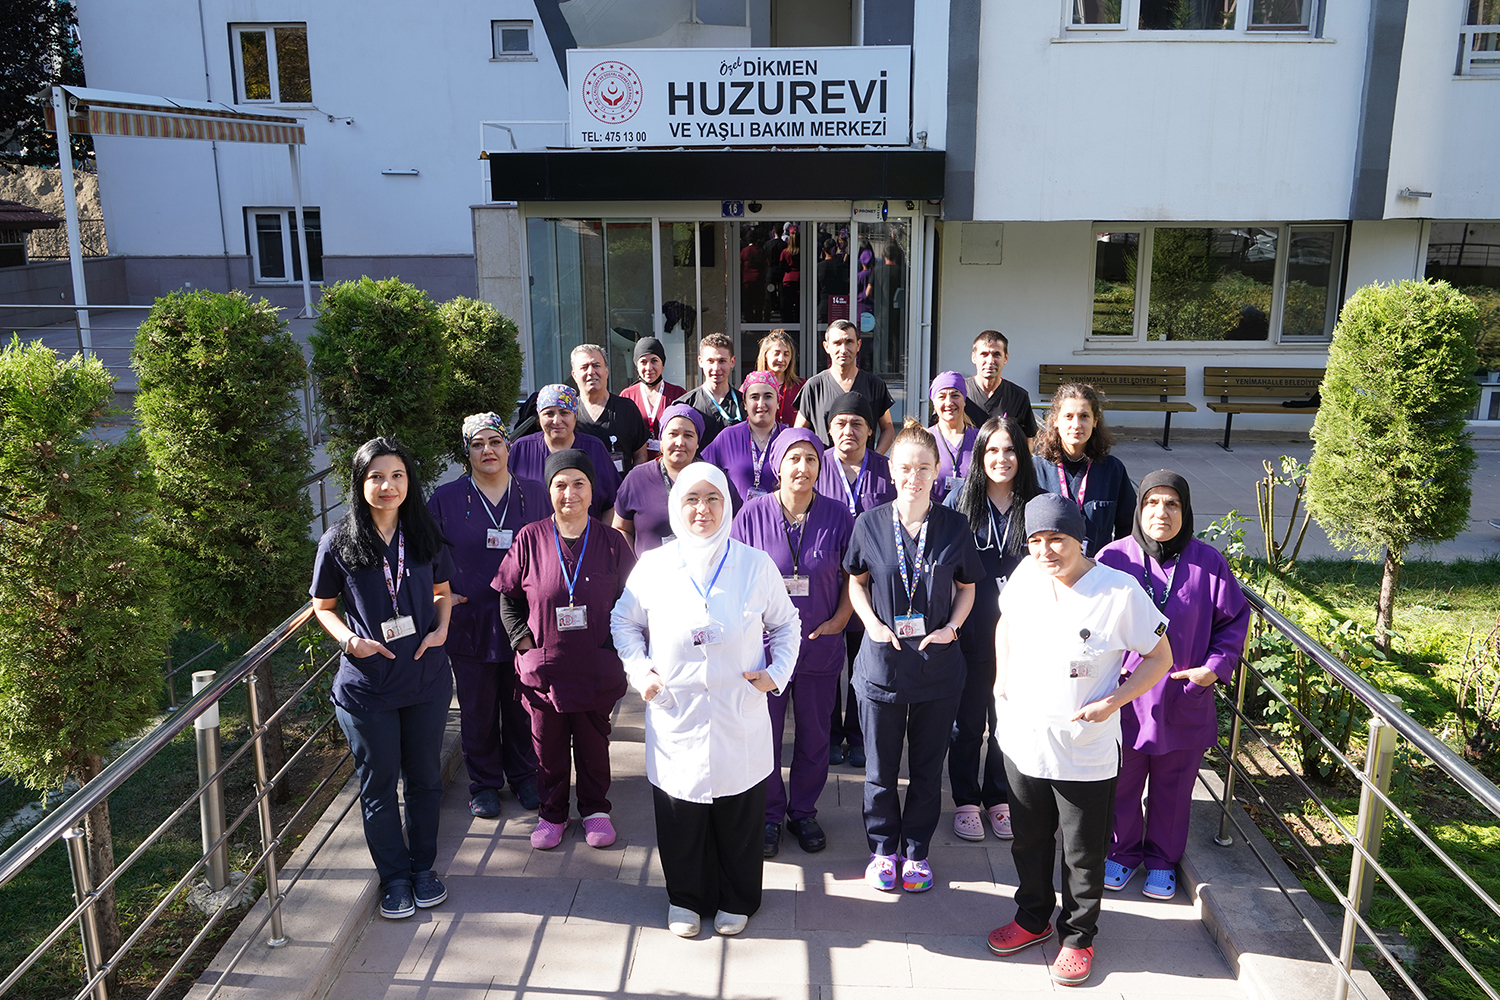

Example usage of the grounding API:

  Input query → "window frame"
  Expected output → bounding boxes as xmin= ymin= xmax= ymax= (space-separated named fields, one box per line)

xmin=245 ymin=207 xmax=322 ymax=285
xmin=491 ymin=20 xmax=536 ymax=60
xmin=1086 ymin=221 xmax=1347 ymax=346
xmin=1062 ymin=0 xmax=1320 ymax=37
xmin=230 ymin=23 xmax=312 ymax=105
xmin=1459 ymin=0 xmax=1500 ymax=76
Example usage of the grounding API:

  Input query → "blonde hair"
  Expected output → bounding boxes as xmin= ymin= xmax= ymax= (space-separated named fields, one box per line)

xmin=892 ymin=416 xmax=940 ymax=464
xmin=755 ymin=329 xmax=799 ymax=385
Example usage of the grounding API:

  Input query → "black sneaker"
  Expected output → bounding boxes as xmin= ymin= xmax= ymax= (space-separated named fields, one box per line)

xmin=513 ymin=776 xmax=541 ymax=811
xmin=469 ymin=788 xmax=501 ymax=819
xmin=828 ymin=742 xmax=846 ymax=765
xmin=848 ymin=745 xmax=866 ymax=768
xmin=413 ymin=870 xmax=447 ymax=909
xmin=763 ymin=822 xmax=781 ymax=859
xmin=380 ymin=879 xmax=415 ymax=919
xmin=787 ymin=816 xmax=827 ymax=853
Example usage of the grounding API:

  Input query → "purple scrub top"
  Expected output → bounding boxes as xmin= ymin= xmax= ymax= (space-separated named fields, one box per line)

xmin=507 ymin=431 xmax=621 ymax=517
xmin=814 ymin=448 xmax=896 ymax=519
xmin=427 ymin=474 xmax=549 ymax=662
xmin=1096 ymin=536 xmax=1252 ymax=754
xmin=930 ymin=425 xmax=978 ymax=504
xmin=614 ymin=459 xmax=676 ymax=555
xmin=492 ymin=516 xmax=636 ymax=714
xmin=731 ymin=492 xmax=854 ymax=676
xmin=701 ymin=421 xmax=783 ymax=501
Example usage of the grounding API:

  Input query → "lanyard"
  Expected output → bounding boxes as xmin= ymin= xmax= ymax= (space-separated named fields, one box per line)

xmin=469 ymin=477 xmax=512 ymax=528
xmin=552 ymin=518 xmax=591 ymax=606
xmin=892 ymin=505 xmax=930 ymax=614
xmin=709 ymin=389 xmax=741 ymax=424
xmin=939 ymin=427 xmax=963 ymax=473
xmin=780 ymin=502 xmax=809 ymax=576
xmin=1143 ymin=556 xmax=1179 ymax=610
xmin=839 ymin=451 xmax=870 ymax=516
xmin=643 ymin=383 xmax=665 ymax=427
xmin=657 ymin=458 xmax=674 ymax=491
xmin=1056 ymin=460 xmax=1091 ymax=509
xmin=381 ymin=529 xmax=405 ymax=606
xmin=685 ymin=546 xmax=731 ymax=606
xmin=750 ymin=425 xmax=780 ymax=491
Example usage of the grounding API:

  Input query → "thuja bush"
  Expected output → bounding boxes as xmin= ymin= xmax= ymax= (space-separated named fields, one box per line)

xmin=438 ymin=296 xmax=524 ymax=465
xmin=310 ymin=277 xmax=450 ymax=489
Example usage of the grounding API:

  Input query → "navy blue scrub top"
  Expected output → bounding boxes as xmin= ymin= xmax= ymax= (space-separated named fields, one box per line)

xmin=842 ymin=502 xmax=982 ymax=704
xmin=1033 ymin=454 xmax=1135 ymax=557
xmin=310 ymin=526 xmax=455 ymax=713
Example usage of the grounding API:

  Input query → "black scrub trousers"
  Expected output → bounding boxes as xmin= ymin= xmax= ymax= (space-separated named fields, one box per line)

xmin=843 ymin=502 xmax=981 ymax=861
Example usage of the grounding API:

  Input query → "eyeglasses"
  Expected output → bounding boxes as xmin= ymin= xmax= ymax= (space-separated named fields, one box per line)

xmin=681 ymin=495 xmax=724 ymax=509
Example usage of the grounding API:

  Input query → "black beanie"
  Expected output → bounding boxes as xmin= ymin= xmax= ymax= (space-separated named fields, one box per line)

xmin=544 ymin=448 xmax=596 ymax=490
xmin=826 ymin=390 xmax=876 ymax=434
xmin=633 ymin=336 xmax=666 ymax=363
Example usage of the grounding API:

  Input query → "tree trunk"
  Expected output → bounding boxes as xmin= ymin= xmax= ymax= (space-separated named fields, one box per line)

xmin=253 ymin=665 xmax=290 ymax=805
xmin=80 ymin=753 xmax=122 ymax=993
xmin=1375 ymin=546 xmax=1401 ymax=655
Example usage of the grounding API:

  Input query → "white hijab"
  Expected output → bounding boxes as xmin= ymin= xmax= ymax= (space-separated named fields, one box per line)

xmin=667 ymin=461 xmax=733 ymax=578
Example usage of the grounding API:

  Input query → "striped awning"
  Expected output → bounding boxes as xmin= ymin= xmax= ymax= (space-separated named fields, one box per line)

xmin=44 ymin=85 xmax=304 ymax=145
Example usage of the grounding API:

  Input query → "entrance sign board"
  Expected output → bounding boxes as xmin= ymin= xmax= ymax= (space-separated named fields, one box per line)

xmin=567 ymin=46 xmax=911 ymax=149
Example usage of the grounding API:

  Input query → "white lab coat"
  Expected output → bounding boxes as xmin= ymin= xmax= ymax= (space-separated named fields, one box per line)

xmin=611 ymin=538 xmax=801 ymax=803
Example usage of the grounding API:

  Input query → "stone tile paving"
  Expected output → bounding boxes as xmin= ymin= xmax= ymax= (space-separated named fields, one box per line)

xmin=327 ymin=696 xmax=1248 ymax=1000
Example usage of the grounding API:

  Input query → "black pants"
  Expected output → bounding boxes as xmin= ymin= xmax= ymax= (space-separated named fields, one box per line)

xmin=652 ymin=780 xmax=767 ymax=919
xmin=859 ymin=693 xmax=962 ymax=862
xmin=829 ymin=631 xmax=865 ymax=749
xmin=949 ymin=657 xmax=1008 ymax=808
xmin=1004 ymin=754 xmax=1117 ymax=950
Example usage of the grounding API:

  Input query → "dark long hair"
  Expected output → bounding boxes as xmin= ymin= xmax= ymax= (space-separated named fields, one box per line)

xmin=955 ymin=416 xmax=1041 ymax=556
xmin=332 ymin=437 xmax=446 ymax=568
xmin=1033 ymin=382 xmax=1114 ymax=462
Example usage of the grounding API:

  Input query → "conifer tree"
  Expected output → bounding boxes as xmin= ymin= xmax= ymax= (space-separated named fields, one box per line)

xmin=437 ymin=297 xmax=524 ymax=465
xmin=1306 ymin=280 xmax=1481 ymax=652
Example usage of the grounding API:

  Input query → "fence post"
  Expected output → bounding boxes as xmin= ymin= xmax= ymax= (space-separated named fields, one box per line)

xmin=63 ymin=826 xmax=109 ymax=1000
xmin=1333 ymin=694 xmax=1402 ymax=1000
xmin=193 ymin=670 xmax=230 ymax=891
xmin=1216 ymin=622 xmax=1255 ymax=847
xmin=245 ymin=665 xmax=288 ymax=947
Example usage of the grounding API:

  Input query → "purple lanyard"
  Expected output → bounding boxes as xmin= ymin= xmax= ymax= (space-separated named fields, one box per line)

xmin=1056 ymin=460 xmax=1091 ymax=509
xmin=750 ymin=424 xmax=781 ymax=491
xmin=381 ymin=529 xmax=405 ymax=607
xmin=891 ymin=505 xmax=929 ymax=614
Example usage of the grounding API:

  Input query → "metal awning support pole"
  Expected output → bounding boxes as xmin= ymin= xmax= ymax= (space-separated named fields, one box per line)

xmin=51 ymin=86 xmax=92 ymax=355
xmin=288 ymin=143 xmax=315 ymax=318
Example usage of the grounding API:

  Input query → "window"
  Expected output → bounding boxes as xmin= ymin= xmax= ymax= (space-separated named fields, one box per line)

xmin=1426 ymin=223 xmax=1500 ymax=371
xmin=491 ymin=20 xmax=533 ymax=58
xmin=1460 ymin=1 xmax=1500 ymax=75
xmin=1088 ymin=223 xmax=1344 ymax=343
xmin=247 ymin=209 xmax=322 ymax=284
xmin=232 ymin=24 xmax=311 ymax=104
xmin=1067 ymin=0 xmax=1317 ymax=33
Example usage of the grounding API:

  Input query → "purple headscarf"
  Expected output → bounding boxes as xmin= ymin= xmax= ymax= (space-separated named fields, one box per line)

xmin=928 ymin=370 xmax=967 ymax=402
xmin=769 ymin=426 xmax=824 ymax=478
xmin=659 ymin=402 xmax=705 ymax=442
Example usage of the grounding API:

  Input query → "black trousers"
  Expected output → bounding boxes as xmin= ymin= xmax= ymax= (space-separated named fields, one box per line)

xmin=1004 ymin=754 xmax=1117 ymax=950
xmin=828 ymin=631 xmax=866 ymax=749
xmin=859 ymin=693 xmax=963 ymax=862
xmin=652 ymin=780 xmax=767 ymax=919
xmin=948 ymin=656 xmax=1008 ymax=808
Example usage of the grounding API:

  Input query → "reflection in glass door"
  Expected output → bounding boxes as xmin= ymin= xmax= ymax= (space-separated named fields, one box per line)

xmin=734 ymin=220 xmax=805 ymax=379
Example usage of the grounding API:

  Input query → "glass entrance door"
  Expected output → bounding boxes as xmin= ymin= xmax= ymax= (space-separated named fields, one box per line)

xmin=733 ymin=220 xmax=806 ymax=378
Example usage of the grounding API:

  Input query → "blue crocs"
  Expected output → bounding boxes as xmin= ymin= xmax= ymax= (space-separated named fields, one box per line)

xmin=1143 ymin=868 xmax=1177 ymax=900
xmin=1103 ymin=859 xmax=1136 ymax=891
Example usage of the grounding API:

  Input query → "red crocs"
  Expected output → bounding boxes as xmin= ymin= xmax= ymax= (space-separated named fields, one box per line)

xmin=1049 ymin=946 xmax=1094 ymax=986
xmin=986 ymin=921 xmax=1053 ymax=956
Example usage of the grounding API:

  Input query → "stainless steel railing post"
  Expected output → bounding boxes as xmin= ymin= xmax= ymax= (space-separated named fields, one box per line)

xmin=1216 ymin=616 xmax=1255 ymax=847
xmin=244 ymin=666 xmax=288 ymax=947
xmin=63 ymin=826 xmax=109 ymax=1000
xmin=1334 ymin=694 xmax=1402 ymax=1000
xmin=193 ymin=670 xmax=230 ymax=890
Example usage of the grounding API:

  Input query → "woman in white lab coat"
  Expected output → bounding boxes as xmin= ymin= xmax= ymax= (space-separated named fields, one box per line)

xmin=611 ymin=462 xmax=801 ymax=940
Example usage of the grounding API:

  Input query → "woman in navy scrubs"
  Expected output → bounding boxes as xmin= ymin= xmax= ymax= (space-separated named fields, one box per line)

xmin=845 ymin=419 xmax=980 ymax=894
xmin=427 ymin=413 xmax=549 ymax=818
xmin=311 ymin=437 xmax=455 ymax=921
xmin=1032 ymin=383 xmax=1135 ymax=557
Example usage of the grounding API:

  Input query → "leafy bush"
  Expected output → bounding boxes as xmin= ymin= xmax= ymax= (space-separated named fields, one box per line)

xmin=309 ymin=277 xmax=450 ymax=489
xmin=437 ymin=297 xmax=524 ymax=465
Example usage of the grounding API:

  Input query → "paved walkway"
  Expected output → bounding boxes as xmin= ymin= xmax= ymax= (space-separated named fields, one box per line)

xmin=322 ymin=694 xmax=1246 ymax=1000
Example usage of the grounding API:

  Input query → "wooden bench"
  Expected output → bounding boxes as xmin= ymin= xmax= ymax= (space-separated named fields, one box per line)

xmin=1203 ymin=366 xmax=1324 ymax=451
xmin=1038 ymin=364 xmax=1197 ymax=450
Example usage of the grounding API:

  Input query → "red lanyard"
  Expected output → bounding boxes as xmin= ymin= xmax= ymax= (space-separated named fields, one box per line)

xmin=381 ymin=529 xmax=405 ymax=606
xmin=1056 ymin=460 xmax=1091 ymax=509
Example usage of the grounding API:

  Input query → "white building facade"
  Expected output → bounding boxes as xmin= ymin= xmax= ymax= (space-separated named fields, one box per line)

xmin=74 ymin=0 xmax=1500 ymax=427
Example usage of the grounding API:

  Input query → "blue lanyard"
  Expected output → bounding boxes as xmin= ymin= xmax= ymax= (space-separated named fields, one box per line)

xmin=552 ymin=518 xmax=591 ymax=605
xmin=839 ymin=451 xmax=870 ymax=516
xmin=468 ymin=476 xmax=513 ymax=527
xmin=892 ymin=505 xmax=929 ymax=613
xmin=709 ymin=390 xmax=741 ymax=424
xmin=684 ymin=545 xmax=731 ymax=607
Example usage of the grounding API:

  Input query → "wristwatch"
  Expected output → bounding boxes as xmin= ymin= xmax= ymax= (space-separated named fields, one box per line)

xmin=341 ymin=634 xmax=356 ymax=655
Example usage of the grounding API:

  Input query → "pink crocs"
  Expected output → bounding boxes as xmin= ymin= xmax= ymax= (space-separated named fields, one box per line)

xmin=582 ymin=813 xmax=616 ymax=848
xmin=531 ymin=817 xmax=566 ymax=850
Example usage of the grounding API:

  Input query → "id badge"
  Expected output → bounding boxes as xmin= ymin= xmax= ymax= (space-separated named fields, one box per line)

xmin=612 ymin=454 xmax=625 ymax=473
xmin=783 ymin=575 xmax=810 ymax=597
xmin=945 ymin=475 xmax=962 ymax=494
xmin=381 ymin=615 xmax=416 ymax=642
xmin=646 ymin=437 xmax=661 ymax=452
xmin=893 ymin=614 xmax=926 ymax=639
xmin=746 ymin=487 xmax=767 ymax=499
xmin=1068 ymin=660 xmax=1099 ymax=679
xmin=486 ymin=528 xmax=513 ymax=550
xmin=556 ymin=604 xmax=588 ymax=631
xmin=691 ymin=622 xmax=725 ymax=646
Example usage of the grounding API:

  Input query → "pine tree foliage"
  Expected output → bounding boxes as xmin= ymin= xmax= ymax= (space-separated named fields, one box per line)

xmin=309 ymin=277 xmax=449 ymax=489
xmin=0 ymin=339 xmax=171 ymax=789
xmin=134 ymin=291 xmax=316 ymax=640
xmin=438 ymin=297 xmax=524 ymax=466
xmin=0 ymin=0 xmax=91 ymax=169
xmin=1306 ymin=280 xmax=1481 ymax=558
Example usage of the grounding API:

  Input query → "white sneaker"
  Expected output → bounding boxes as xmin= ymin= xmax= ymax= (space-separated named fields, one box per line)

xmin=987 ymin=804 xmax=1013 ymax=840
xmin=714 ymin=910 xmax=749 ymax=936
xmin=668 ymin=905 xmax=700 ymax=937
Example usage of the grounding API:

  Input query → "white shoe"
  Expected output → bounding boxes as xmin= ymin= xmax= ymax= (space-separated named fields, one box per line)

xmin=988 ymin=803 xmax=1014 ymax=840
xmin=668 ymin=904 xmax=700 ymax=937
xmin=714 ymin=910 xmax=749 ymax=936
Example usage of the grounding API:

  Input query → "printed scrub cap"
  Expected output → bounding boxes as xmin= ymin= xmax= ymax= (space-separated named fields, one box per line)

xmin=741 ymin=369 xmax=781 ymax=394
xmin=462 ymin=412 xmax=509 ymax=450
xmin=537 ymin=383 xmax=579 ymax=413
